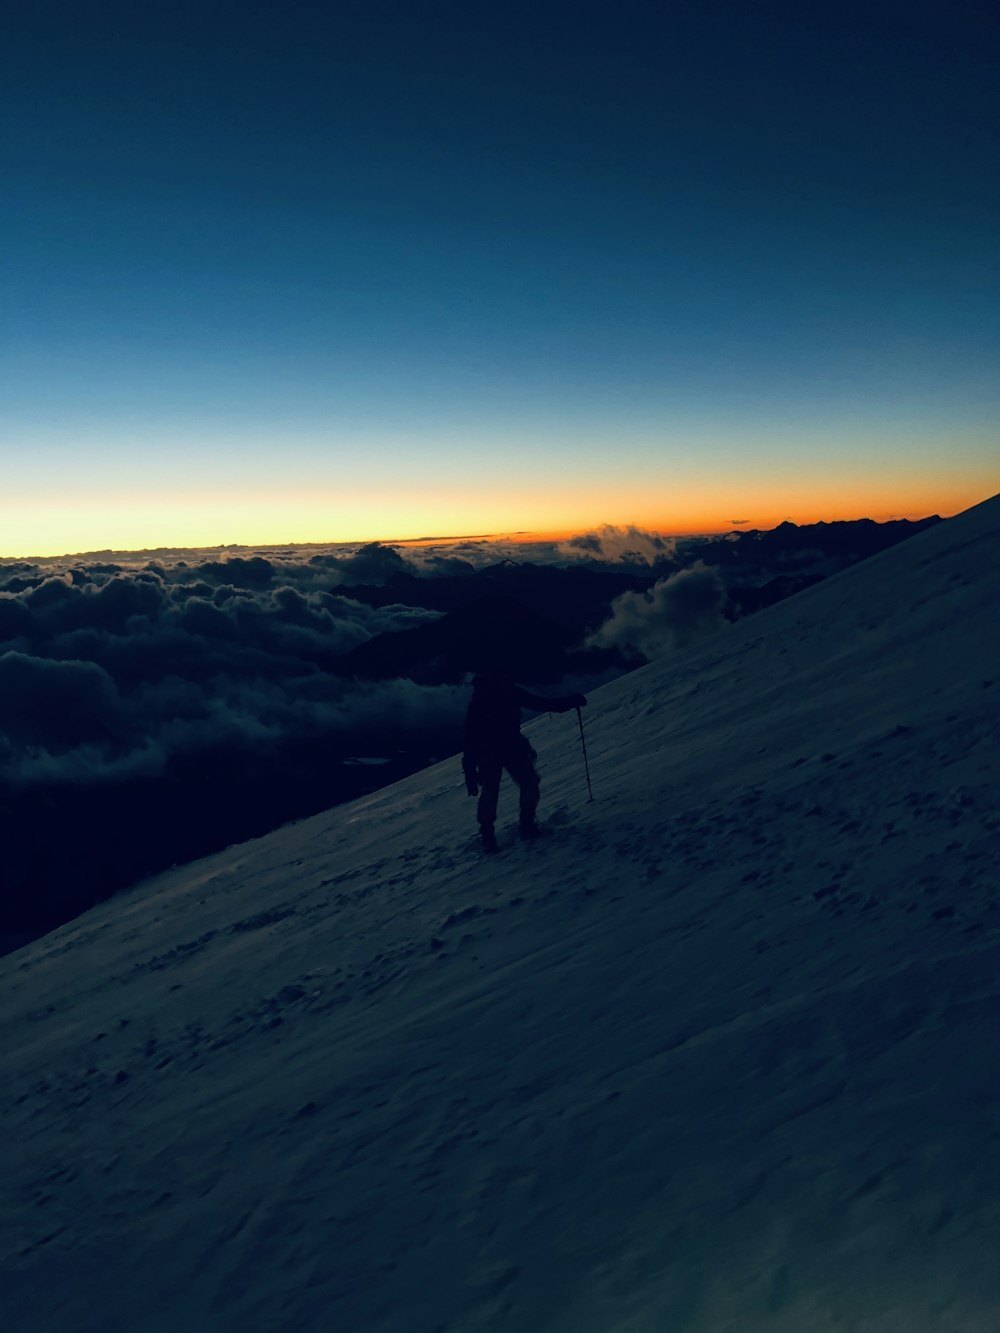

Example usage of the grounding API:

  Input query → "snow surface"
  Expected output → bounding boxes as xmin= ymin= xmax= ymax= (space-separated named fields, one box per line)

xmin=2 ymin=494 xmax=999 ymax=1333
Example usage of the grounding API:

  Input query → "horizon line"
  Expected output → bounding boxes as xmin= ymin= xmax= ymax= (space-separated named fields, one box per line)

xmin=0 ymin=508 xmax=954 ymax=565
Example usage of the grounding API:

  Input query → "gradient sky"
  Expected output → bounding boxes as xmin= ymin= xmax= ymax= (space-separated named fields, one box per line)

xmin=3 ymin=0 xmax=998 ymax=556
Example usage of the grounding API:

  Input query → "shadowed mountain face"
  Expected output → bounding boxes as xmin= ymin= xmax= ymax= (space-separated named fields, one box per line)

xmin=339 ymin=593 xmax=625 ymax=683
xmin=341 ymin=562 xmax=652 ymax=622
xmin=0 ymin=740 xmax=444 ymax=952
xmin=338 ymin=516 xmax=943 ymax=623
xmin=0 ymin=496 xmax=995 ymax=1332
xmin=338 ymin=517 xmax=944 ymax=679
xmin=697 ymin=515 xmax=942 ymax=571
xmin=0 ymin=514 xmax=943 ymax=952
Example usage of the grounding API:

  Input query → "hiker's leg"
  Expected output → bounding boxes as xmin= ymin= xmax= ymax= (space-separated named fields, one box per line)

xmin=507 ymin=741 xmax=540 ymax=830
xmin=476 ymin=758 xmax=502 ymax=830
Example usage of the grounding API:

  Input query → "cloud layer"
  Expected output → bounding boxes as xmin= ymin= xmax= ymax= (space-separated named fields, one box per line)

xmin=0 ymin=525 xmax=690 ymax=785
xmin=587 ymin=564 xmax=728 ymax=659
xmin=0 ymin=515 xmax=939 ymax=945
xmin=1 ymin=533 xmax=665 ymax=940
xmin=0 ymin=551 xmax=457 ymax=788
xmin=556 ymin=524 xmax=678 ymax=567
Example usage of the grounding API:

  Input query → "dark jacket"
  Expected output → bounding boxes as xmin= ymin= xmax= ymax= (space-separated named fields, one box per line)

xmin=462 ymin=674 xmax=584 ymax=777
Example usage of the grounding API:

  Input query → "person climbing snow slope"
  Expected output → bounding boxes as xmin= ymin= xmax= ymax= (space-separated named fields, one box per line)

xmin=462 ymin=672 xmax=586 ymax=852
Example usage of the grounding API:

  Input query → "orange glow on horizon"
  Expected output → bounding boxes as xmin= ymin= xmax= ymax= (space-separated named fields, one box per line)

xmin=0 ymin=479 xmax=993 ymax=561
xmin=514 ymin=487 xmax=987 ymax=546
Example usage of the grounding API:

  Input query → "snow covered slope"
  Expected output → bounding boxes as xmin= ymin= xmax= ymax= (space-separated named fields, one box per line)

xmin=2 ymin=494 xmax=998 ymax=1333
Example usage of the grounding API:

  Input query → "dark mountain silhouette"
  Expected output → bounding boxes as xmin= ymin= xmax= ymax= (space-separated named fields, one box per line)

xmin=727 ymin=572 xmax=826 ymax=617
xmin=337 ymin=519 xmax=942 ymax=683
xmin=339 ymin=593 xmax=625 ymax=684
xmin=697 ymin=514 xmax=941 ymax=572
xmin=344 ymin=563 xmax=649 ymax=626
xmin=335 ymin=520 xmax=941 ymax=651
xmin=1 ymin=731 xmax=451 ymax=952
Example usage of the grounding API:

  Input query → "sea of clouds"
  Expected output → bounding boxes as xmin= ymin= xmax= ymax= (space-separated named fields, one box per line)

xmin=0 ymin=525 xmax=699 ymax=788
xmin=0 ymin=523 xmax=734 ymax=945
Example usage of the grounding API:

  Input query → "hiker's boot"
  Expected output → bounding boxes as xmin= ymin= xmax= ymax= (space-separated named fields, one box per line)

xmin=519 ymin=817 xmax=540 ymax=840
xmin=480 ymin=824 xmax=499 ymax=853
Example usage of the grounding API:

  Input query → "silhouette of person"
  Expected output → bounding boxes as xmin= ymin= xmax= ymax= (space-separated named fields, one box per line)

xmin=462 ymin=672 xmax=587 ymax=851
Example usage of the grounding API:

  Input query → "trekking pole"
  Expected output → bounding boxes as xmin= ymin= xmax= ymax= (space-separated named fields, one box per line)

xmin=576 ymin=707 xmax=594 ymax=802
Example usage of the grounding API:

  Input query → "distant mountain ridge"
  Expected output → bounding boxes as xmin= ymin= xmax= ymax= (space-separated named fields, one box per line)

xmin=336 ymin=515 xmax=943 ymax=685
xmin=339 ymin=516 xmax=943 ymax=620
xmin=695 ymin=513 xmax=942 ymax=571
xmin=339 ymin=592 xmax=624 ymax=684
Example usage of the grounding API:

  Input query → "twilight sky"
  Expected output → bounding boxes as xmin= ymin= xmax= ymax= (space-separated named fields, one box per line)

xmin=2 ymin=0 xmax=997 ymax=556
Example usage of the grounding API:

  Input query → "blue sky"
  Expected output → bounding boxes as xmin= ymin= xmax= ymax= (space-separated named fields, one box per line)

xmin=2 ymin=0 xmax=997 ymax=553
